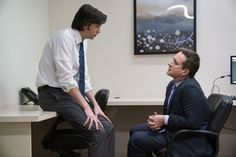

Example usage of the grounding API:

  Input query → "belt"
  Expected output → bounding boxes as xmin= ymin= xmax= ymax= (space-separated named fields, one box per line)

xmin=38 ymin=85 xmax=51 ymax=92
xmin=38 ymin=85 xmax=61 ymax=92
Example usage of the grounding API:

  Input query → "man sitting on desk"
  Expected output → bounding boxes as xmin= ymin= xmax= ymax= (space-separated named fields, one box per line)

xmin=36 ymin=4 xmax=114 ymax=157
xmin=127 ymin=48 xmax=212 ymax=157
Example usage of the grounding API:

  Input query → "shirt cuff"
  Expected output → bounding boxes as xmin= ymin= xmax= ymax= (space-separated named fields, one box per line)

xmin=164 ymin=115 xmax=169 ymax=125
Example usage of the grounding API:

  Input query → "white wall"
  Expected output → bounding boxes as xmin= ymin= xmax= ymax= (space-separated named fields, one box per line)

xmin=1 ymin=0 xmax=236 ymax=107
xmin=48 ymin=0 xmax=176 ymax=99
xmin=197 ymin=0 xmax=236 ymax=96
xmin=48 ymin=0 xmax=236 ymax=99
xmin=0 ymin=0 xmax=48 ymax=107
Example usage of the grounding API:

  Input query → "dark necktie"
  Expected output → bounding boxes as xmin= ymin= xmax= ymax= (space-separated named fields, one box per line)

xmin=167 ymin=84 xmax=176 ymax=112
xmin=78 ymin=42 xmax=85 ymax=96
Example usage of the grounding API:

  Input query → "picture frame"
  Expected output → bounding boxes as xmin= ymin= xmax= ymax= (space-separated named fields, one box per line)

xmin=134 ymin=0 xmax=196 ymax=55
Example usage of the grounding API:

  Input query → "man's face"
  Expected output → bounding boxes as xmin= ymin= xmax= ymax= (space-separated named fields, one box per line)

xmin=167 ymin=51 xmax=189 ymax=81
xmin=84 ymin=24 xmax=101 ymax=39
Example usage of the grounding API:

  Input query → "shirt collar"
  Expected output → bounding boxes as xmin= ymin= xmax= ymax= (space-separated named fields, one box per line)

xmin=73 ymin=28 xmax=82 ymax=45
xmin=173 ymin=80 xmax=183 ymax=88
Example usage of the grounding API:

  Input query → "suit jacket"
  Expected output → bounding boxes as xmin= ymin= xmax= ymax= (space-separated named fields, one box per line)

xmin=164 ymin=77 xmax=213 ymax=157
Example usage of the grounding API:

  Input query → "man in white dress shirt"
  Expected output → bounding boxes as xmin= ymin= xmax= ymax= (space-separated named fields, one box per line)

xmin=36 ymin=4 xmax=114 ymax=157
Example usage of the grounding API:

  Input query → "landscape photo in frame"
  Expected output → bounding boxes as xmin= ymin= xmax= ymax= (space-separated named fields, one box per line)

xmin=134 ymin=0 xmax=196 ymax=55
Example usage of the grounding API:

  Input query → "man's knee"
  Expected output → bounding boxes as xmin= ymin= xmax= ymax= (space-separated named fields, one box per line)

xmin=129 ymin=132 xmax=145 ymax=147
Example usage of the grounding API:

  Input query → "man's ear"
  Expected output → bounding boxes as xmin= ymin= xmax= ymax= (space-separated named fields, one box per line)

xmin=83 ymin=25 xmax=89 ymax=30
xmin=182 ymin=69 xmax=189 ymax=76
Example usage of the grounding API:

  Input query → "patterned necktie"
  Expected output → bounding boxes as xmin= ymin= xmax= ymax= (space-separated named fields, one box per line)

xmin=78 ymin=42 xmax=85 ymax=96
xmin=167 ymin=84 xmax=176 ymax=112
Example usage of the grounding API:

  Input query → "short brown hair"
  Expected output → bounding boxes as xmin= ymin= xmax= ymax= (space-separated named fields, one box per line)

xmin=179 ymin=48 xmax=200 ymax=77
xmin=71 ymin=4 xmax=107 ymax=31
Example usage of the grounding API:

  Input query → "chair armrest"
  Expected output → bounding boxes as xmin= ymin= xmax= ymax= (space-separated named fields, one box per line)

xmin=172 ymin=129 xmax=218 ymax=139
xmin=166 ymin=129 xmax=218 ymax=157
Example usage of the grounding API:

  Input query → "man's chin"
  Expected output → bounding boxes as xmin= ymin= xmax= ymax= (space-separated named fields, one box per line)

xmin=91 ymin=35 xmax=97 ymax=39
xmin=166 ymin=71 xmax=171 ymax=76
xmin=88 ymin=36 xmax=95 ymax=40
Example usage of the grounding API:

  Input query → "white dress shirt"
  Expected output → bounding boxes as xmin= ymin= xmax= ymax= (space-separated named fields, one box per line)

xmin=36 ymin=27 xmax=92 ymax=93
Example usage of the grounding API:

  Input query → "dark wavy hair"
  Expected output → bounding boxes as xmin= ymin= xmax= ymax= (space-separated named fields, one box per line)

xmin=179 ymin=48 xmax=200 ymax=77
xmin=71 ymin=4 xmax=107 ymax=31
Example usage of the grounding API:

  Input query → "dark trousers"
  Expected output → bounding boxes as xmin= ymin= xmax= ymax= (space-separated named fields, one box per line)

xmin=127 ymin=123 xmax=168 ymax=157
xmin=38 ymin=86 xmax=115 ymax=157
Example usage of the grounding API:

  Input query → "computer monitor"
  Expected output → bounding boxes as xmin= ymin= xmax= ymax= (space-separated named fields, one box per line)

xmin=230 ymin=56 xmax=236 ymax=84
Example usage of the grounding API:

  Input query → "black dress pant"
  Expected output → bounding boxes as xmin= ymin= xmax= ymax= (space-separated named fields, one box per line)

xmin=128 ymin=123 xmax=168 ymax=157
xmin=38 ymin=86 xmax=115 ymax=157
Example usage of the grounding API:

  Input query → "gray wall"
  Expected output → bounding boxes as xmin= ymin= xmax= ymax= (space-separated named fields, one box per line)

xmin=1 ymin=0 xmax=236 ymax=107
xmin=49 ymin=0 xmax=236 ymax=100
xmin=0 ymin=0 xmax=48 ymax=107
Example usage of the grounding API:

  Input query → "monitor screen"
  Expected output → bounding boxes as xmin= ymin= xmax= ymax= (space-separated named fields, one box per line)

xmin=231 ymin=56 xmax=236 ymax=84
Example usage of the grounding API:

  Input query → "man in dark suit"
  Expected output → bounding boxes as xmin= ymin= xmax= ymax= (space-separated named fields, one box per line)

xmin=127 ymin=48 xmax=212 ymax=157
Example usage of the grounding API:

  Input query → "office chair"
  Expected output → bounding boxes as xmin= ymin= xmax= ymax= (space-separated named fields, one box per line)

xmin=154 ymin=94 xmax=233 ymax=157
xmin=42 ymin=89 xmax=110 ymax=157
xmin=94 ymin=88 xmax=109 ymax=111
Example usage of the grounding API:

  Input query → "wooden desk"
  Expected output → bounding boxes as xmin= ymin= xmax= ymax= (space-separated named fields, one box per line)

xmin=108 ymin=98 xmax=236 ymax=106
xmin=0 ymin=105 xmax=57 ymax=157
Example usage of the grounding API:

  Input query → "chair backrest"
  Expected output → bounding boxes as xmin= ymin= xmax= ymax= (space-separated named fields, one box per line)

xmin=207 ymin=94 xmax=233 ymax=133
xmin=95 ymin=89 xmax=109 ymax=111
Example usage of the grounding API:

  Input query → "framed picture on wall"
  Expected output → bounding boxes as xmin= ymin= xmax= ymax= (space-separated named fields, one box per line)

xmin=134 ymin=0 xmax=196 ymax=55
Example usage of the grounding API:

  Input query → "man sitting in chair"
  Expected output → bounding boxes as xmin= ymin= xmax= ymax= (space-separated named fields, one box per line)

xmin=127 ymin=48 xmax=213 ymax=157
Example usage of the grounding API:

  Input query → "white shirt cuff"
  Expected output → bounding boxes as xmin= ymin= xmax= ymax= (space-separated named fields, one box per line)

xmin=164 ymin=115 xmax=169 ymax=125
